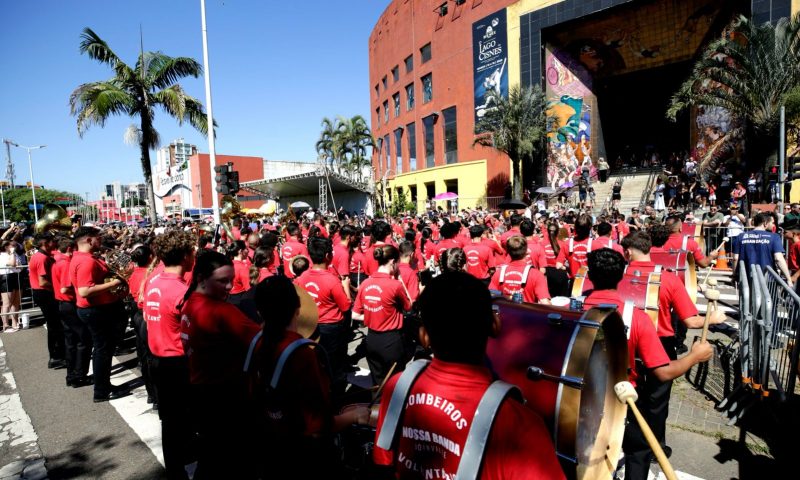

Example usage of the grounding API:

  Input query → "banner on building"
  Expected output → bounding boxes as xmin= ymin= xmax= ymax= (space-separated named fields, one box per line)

xmin=472 ymin=9 xmax=508 ymax=125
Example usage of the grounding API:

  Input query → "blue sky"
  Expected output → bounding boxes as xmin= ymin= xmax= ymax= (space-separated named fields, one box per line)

xmin=0 ymin=0 xmax=388 ymax=199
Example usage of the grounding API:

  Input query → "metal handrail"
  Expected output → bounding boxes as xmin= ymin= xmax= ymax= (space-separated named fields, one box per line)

xmin=638 ymin=168 xmax=659 ymax=210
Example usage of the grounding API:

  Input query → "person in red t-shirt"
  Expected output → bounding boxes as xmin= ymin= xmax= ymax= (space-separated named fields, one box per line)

xmin=397 ymin=241 xmax=421 ymax=302
xmin=226 ymin=240 xmax=251 ymax=303
xmin=519 ymin=219 xmax=547 ymax=271
xmin=70 ymin=227 xmax=129 ymax=403
xmin=785 ymin=226 xmax=800 ymax=285
xmin=556 ymin=214 xmax=593 ymax=278
xmin=332 ymin=225 xmax=356 ymax=301
xmin=125 ymin=244 xmax=158 ymax=404
xmin=373 ymin=272 xmax=564 ymax=479
xmin=179 ymin=250 xmax=262 ymax=479
xmin=29 ymin=232 xmax=66 ymax=368
xmin=583 ymin=249 xmax=712 ymax=480
xmin=591 ymin=221 xmax=625 ymax=255
xmin=464 ymin=225 xmax=496 ymax=283
xmin=364 ymin=221 xmax=392 ymax=276
xmin=615 ymin=213 xmax=630 ymax=242
xmin=499 ymin=213 xmax=524 ymax=246
xmin=663 ymin=216 xmax=713 ymax=267
xmin=145 ymin=230 xmax=196 ymax=479
xmin=52 ymin=237 xmax=92 ymax=388
xmin=296 ymin=237 xmax=352 ymax=394
xmin=489 ymin=236 xmax=551 ymax=305
xmin=353 ymin=244 xmax=412 ymax=385
xmin=252 ymin=276 xmax=370 ymax=477
xmin=281 ymin=223 xmax=308 ymax=279
xmin=433 ymin=222 xmax=463 ymax=264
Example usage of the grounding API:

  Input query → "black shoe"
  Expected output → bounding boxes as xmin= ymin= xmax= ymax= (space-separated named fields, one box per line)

xmin=48 ymin=359 xmax=67 ymax=369
xmin=675 ymin=343 xmax=688 ymax=355
xmin=67 ymin=377 xmax=94 ymax=388
xmin=93 ymin=389 xmax=130 ymax=403
xmin=146 ymin=395 xmax=154 ymax=404
xmin=152 ymin=403 xmax=159 ymax=412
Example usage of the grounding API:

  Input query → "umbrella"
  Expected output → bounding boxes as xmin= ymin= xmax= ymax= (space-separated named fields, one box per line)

xmin=290 ymin=201 xmax=311 ymax=209
xmin=259 ymin=200 xmax=278 ymax=215
xmin=535 ymin=187 xmax=556 ymax=194
xmin=561 ymin=182 xmax=574 ymax=188
xmin=433 ymin=192 xmax=458 ymax=201
xmin=497 ymin=198 xmax=528 ymax=210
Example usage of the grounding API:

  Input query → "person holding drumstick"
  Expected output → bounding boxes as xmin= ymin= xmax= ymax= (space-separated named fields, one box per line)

xmin=583 ymin=248 xmax=713 ymax=479
xmin=252 ymin=276 xmax=369 ymax=478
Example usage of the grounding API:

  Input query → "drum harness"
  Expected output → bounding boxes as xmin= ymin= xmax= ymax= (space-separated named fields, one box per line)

xmin=497 ymin=264 xmax=534 ymax=291
xmin=375 ymin=359 xmax=523 ymax=480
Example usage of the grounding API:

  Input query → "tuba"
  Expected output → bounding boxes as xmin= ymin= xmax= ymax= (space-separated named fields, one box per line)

xmin=35 ymin=204 xmax=72 ymax=234
xmin=220 ymin=195 xmax=242 ymax=240
xmin=103 ymin=248 xmax=133 ymax=297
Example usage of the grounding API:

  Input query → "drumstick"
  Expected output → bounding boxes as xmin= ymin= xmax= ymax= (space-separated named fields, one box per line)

xmin=701 ymin=237 xmax=729 ymax=286
xmin=614 ymin=382 xmax=678 ymax=480
xmin=369 ymin=362 xmax=398 ymax=408
xmin=702 ymin=288 xmax=720 ymax=344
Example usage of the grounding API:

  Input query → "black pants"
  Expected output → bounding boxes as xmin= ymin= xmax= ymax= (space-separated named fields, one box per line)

xmin=77 ymin=302 xmax=125 ymax=397
xmin=366 ymin=329 xmax=406 ymax=386
xmin=545 ymin=267 xmax=570 ymax=298
xmin=131 ymin=308 xmax=156 ymax=401
xmin=642 ymin=336 xmax=679 ymax=448
xmin=622 ymin=391 xmax=652 ymax=480
xmin=59 ymin=301 xmax=92 ymax=382
xmin=150 ymin=355 xmax=194 ymax=480
xmin=318 ymin=321 xmax=348 ymax=394
xmin=191 ymin=383 xmax=257 ymax=480
xmin=32 ymin=289 xmax=65 ymax=361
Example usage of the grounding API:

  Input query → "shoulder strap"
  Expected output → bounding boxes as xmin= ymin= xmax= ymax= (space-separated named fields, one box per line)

xmin=654 ymin=265 xmax=662 ymax=273
xmin=243 ymin=330 xmax=263 ymax=373
xmin=622 ymin=301 xmax=635 ymax=340
xmin=269 ymin=338 xmax=315 ymax=389
xmin=375 ymin=359 xmax=431 ymax=451
xmin=520 ymin=264 xmax=533 ymax=288
xmin=569 ymin=237 xmax=574 ymax=254
xmin=456 ymin=381 xmax=523 ymax=480
xmin=587 ymin=237 xmax=593 ymax=251
xmin=498 ymin=264 xmax=508 ymax=284
xmin=681 ymin=235 xmax=689 ymax=251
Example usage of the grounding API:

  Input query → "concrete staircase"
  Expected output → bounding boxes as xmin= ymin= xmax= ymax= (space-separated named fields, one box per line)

xmin=591 ymin=170 xmax=655 ymax=214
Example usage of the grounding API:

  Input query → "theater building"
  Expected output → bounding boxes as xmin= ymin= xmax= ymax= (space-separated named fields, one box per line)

xmin=369 ymin=0 xmax=798 ymax=211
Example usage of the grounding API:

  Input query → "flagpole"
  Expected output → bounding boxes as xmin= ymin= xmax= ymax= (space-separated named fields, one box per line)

xmin=200 ymin=0 xmax=221 ymax=226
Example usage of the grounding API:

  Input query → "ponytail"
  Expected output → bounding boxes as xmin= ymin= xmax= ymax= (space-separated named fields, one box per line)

xmin=178 ymin=250 xmax=232 ymax=311
xmin=373 ymin=244 xmax=399 ymax=266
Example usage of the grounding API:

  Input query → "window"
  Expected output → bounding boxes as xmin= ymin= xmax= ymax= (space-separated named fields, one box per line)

xmin=374 ymin=84 xmax=379 ymax=98
xmin=393 ymin=92 xmax=400 ymax=117
xmin=382 ymin=76 xmax=387 ymax=90
xmin=407 ymin=123 xmax=417 ymax=171
xmin=383 ymin=100 xmax=389 ymax=124
xmin=394 ymin=128 xmax=403 ymax=174
xmin=375 ymin=106 xmax=380 ymax=126
xmin=422 ymin=74 xmax=433 ymax=104
xmin=376 ymin=137 xmax=383 ymax=175
xmin=384 ymin=134 xmax=391 ymax=172
xmin=392 ymin=65 xmax=399 ymax=82
xmin=404 ymin=55 xmax=414 ymax=73
xmin=423 ymin=115 xmax=436 ymax=168
xmin=420 ymin=43 xmax=431 ymax=64
xmin=443 ymin=107 xmax=458 ymax=164
xmin=405 ymin=83 xmax=415 ymax=110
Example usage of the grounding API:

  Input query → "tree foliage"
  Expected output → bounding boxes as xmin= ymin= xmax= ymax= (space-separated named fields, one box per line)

xmin=474 ymin=85 xmax=548 ymax=198
xmin=69 ymin=27 xmax=213 ymax=223
xmin=315 ymin=115 xmax=375 ymax=183
xmin=667 ymin=14 xmax=800 ymax=172
xmin=0 ymin=188 xmax=87 ymax=223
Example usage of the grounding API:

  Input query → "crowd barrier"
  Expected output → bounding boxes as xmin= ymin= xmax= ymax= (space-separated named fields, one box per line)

xmin=0 ymin=265 xmax=39 ymax=320
xmin=762 ymin=266 xmax=800 ymax=401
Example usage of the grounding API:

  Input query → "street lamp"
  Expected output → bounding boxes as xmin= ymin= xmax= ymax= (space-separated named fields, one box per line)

xmin=9 ymin=143 xmax=46 ymax=223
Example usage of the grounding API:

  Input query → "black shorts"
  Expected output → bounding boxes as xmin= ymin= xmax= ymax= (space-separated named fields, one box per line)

xmin=0 ymin=273 xmax=20 ymax=293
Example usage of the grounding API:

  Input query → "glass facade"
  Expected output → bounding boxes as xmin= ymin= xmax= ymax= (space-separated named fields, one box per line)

xmin=443 ymin=107 xmax=458 ymax=164
xmin=407 ymin=123 xmax=417 ymax=171
xmin=393 ymin=92 xmax=400 ymax=117
xmin=406 ymin=83 xmax=414 ymax=110
xmin=423 ymin=115 xmax=435 ymax=169
xmin=422 ymin=74 xmax=432 ymax=103
xmin=394 ymin=128 xmax=403 ymax=174
xmin=420 ymin=43 xmax=431 ymax=64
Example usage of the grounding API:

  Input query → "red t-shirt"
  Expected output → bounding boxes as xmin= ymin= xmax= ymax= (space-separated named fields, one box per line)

xmin=615 ymin=221 xmax=630 ymax=242
xmin=583 ymin=290 xmax=670 ymax=387
xmin=628 ymin=260 xmax=699 ymax=337
xmin=463 ymin=242 xmax=496 ymax=280
xmin=70 ymin=251 xmax=117 ymax=308
xmin=525 ymin=238 xmax=548 ymax=269
xmin=268 ymin=246 xmax=280 ymax=274
xmin=180 ymin=291 xmax=262 ymax=385
xmin=540 ymin=239 xmax=566 ymax=268
xmin=332 ymin=243 xmax=351 ymax=277
xmin=397 ymin=263 xmax=420 ymax=302
xmin=789 ymin=241 xmax=800 ymax=272
xmin=231 ymin=259 xmax=251 ymax=295
xmin=296 ymin=268 xmax=351 ymax=324
xmin=28 ymin=251 xmax=53 ymax=291
xmin=434 ymin=238 xmax=461 ymax=263
xmin=353 ymin=272 xmax=411 ymax=331
xmin=499 ymin=227 xmax=522 ymax=247
xmin=350 ymin=248 xmax=367 ymax=275
xmin=373 ymin=359 xmax=565 ymax=479
xmin=281 ymin=240 xmax=308 ymax=279
xmin=590 ymin=236 xmax=625 ymax=255
xmin=556 ymin=237 xmax=593 ymax=278
xmin=52 ymin=253 xmax=74 ymax=302
xmin=144 ymin=272 xmax=188 ymax=357
xmin=127 ymin=266 xmax=149 ymax=308
xmin=364 ymin=241 xmax=388 ymax=276
xmin=663 ymin=233 xmax=706 ymax=263
xmin=256 ymin=268 xmax=273 ymax=283
xmin=488 ymin=260 xmax=551 ymax=304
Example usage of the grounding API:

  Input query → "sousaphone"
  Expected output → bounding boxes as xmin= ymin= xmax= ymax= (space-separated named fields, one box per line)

xmin=35 ymin=204 xmax=72 ymax=233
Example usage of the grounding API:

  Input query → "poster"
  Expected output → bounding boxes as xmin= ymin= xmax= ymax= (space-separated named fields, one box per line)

xmin=473 ymin=9 xmax=508 ymax=125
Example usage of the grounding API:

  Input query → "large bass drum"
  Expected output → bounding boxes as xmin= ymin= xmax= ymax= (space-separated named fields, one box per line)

xmin=570 ymin=266 xmax=593 ymax=298
xmin=650 ymin=250 xmax=697 ymax=303
xmin=617 ymin=268 xmax=662 ymax=328
xmin=681 ymin=222 xmax=706 ymax=255
xmin=486 ymin=301 xmax=628 ymax=479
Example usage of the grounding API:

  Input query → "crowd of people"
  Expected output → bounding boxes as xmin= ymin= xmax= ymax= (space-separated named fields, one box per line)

xmin=5 ymin=190 xmax=794 ymax=480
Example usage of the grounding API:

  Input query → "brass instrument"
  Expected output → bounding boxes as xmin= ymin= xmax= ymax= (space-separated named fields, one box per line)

xmin=103 ymin=249 xmax=133 ymax=296
xmin=35 ymin=204 xmax=72 ymax=234
xmin=220 ymin=195 xmax=242 ymax=241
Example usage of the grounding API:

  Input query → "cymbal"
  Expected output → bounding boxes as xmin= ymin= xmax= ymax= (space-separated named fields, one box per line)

xmin=294 ymin=285 xmax=319 ymax=338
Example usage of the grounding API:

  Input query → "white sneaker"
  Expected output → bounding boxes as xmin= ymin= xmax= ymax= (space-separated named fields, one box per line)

xmin=4 ymin=327 xmax=18 ymax=333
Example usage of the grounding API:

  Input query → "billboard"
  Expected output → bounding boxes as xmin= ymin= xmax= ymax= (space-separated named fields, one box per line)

xmin=472 ymin=9 xmax=508 ymax=125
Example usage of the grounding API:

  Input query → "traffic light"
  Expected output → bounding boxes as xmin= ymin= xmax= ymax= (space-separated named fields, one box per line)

xmin=214 ymin=162 xmax=240 ymax=195
xmin=790 ymin=157 xmax=800 ymax=181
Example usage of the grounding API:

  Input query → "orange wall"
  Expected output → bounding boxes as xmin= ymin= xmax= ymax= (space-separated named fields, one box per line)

xmin=189 ymin=153 xmax=264 ymax=209
xmin=369 ymin=0 xmax=516 ymax=196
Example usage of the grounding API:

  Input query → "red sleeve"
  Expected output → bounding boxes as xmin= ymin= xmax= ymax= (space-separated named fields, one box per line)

xmin=664 ymin=273 xmax=699 ymax=320
xmin=333 ymin=250 xmax=349 ymax=277
xmin=487 ymin=248 xmax=496 ymax=268
xmin=525 ymin=269 xmax=551 ymax=302
xmin=488 ymin=270 xmax=501 ymax=291
xmin=75 ymin=261 xmax=96 ymax=288
xmin=633 ymin=312 xmax=670 ymax=369
xmin=535 ymin=245 xmax=547 ymax=269
xmin=555 ymin=243 xmax=568 ymax=264
xmin=397 ymin=283 xmax=412 ymax=312
xmin=330 ymin=275 xmax=352 ymax=312
xmin=691 ymin=241 xmax=706 ymax=262
xmin=353 ymin=288 xmax=364 ymax=314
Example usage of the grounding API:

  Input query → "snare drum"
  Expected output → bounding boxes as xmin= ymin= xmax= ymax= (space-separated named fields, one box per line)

xmin=571 ymin=266 xmax=594 ymax=298
xmin=650 ymin=250 xmax=698 ymax=303
xmin=617 ymin=268 xmax=661 ymax=328
xmin=486 ymin=301 xmax=628 ymax=479
xmin=338 ymin=404 xmax=380 ymax=473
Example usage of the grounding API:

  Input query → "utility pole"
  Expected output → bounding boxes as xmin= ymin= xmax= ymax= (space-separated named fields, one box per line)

xmin=200 ymin=0 xmax=221 ymax=225
xmin=780 ymin=105 xmax=786 ymax=206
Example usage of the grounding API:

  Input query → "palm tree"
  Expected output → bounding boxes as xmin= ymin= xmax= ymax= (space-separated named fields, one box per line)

xmin=474 ymin=85 xmax=548 ymax=199
xmin=315 ymin=115 xmax=375 ymax=183
xmin=69 ymin=28 xmax=212 ymax=223
xmin=316 ymin=117 xmax=343 ymax=173
xmin=667 ymin=14 xmax=800 ymax=176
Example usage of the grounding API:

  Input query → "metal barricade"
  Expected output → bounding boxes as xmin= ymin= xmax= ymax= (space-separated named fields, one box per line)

xmin=0 ymin=265 xmax=40 ymax=322
xmin=738 ymin=262 xmax=753 ymax=387
xmin=751 ymin=263 xmax=772 ymax=393
xmin=762 ymin=266 xmax=800 ymax=400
